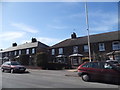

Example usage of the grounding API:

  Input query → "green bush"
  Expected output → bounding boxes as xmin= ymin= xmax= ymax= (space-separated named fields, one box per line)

xmin=36 ymin=52 xmax=48 ymax=68
xmin=47 ymin=63 xmax=67 ymax=70
xmin=19 ymin=55 xmax=29 ymax=65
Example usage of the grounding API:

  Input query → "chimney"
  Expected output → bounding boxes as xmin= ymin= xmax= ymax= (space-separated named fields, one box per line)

xmin=0 ymin=49 xmax=3 ymax=51
xmin=32 ymin=38 xmax=37 ymax=43
xmin=71 ymin=32 xmax=77 ymax=39
xmin=12 ymin=43 xmax=17 ymax=47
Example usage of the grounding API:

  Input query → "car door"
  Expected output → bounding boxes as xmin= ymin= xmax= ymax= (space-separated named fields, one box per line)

xmin=85 ymin=62 xmax=102 ymax=80
xmin=101 ymin=62 xmax=120 ymax=82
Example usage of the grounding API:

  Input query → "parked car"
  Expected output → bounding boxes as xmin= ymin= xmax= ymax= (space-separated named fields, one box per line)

xmin=1 ymin=61 xmax=26 ymax=73
xmin=77 ymin=61 xmax=120 ymax=84
xmin=106 ymin=60 xmax=120 ymax=66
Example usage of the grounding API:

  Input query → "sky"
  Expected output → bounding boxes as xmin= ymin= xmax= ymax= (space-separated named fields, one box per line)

xmin=0 ymin=2 xmax=118 ymax=49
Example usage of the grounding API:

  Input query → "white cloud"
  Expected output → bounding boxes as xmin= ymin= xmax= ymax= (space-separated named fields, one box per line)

xmin=90 ymin=15 xmax=118 ymax=32
xmin=0 ymin=32 xmax=25 ymax=41
xmin=68 ymin=13 xmax=84 ymax=19
xmin=11 ymin=23 xmax=39 ymax=33
xmin=47 ymin=25 xmax=68 ymax=30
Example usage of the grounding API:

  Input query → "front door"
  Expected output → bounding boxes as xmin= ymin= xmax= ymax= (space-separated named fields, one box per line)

xmin=71 ymin=57 xmax=79 ymax=66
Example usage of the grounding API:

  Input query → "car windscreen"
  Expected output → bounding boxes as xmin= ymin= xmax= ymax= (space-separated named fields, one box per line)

xmin=11 ymin=62 xmax=20 ymax=65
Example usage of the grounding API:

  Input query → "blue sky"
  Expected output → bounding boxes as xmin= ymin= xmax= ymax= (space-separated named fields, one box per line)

xmin=0 ymin=2 xmax=118 ymax=49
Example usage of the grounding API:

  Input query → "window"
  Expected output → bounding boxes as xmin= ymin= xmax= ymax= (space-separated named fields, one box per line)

xmin=99 ymin=43 xmax=105 ymax=51
xmin=52 ymin=49 xmax=55 ymax=55
xmin=104 ymin=63 xmax=112 ymax=69
xmin=4 ymin=62 xmax=11 ymax=65
xmin=112 ymin=41 xmax=120 ymax=50
xmin=14 ymin=51 xmax=17 ymax=56
xmin=82 ymin=62 xmax=99 ymax=68
xmin=115 ymin=55 xmax=120 ymax=62
xmin=26 ymin=49 xmax=29 ymax=54
xmin=9 ymin=52 xmax=11 ymax=56
xmin=82 ymin=62 xmax=91 ymax=68
xmin=59 ymin=48 xmax=63 ymax=54
xmin=90 ymin=62 xmax=99 ymax=68
xmin=19 ymin=50 xmax=21 ymax=55
xmin=5 ymin=52 xmax=8 ymax=57
xmin=32 ymin=48 xmax=35 ymax=54
xmin=84 ymin=45 xmax=89 ymax=52
xmin=73 ymin=46 xmax=78 ymax=53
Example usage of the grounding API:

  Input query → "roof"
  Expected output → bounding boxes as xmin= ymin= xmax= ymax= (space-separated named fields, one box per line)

xmin=1 ymin=41 xmax=49 ymax=53
xmin=51 ymin=30 xmax=120 ymax=48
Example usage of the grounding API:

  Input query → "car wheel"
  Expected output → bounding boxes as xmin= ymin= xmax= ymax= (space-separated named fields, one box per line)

xmin=10 ymin=69 xmax=14 ymax=73
xmin=82 ymin=74 xmax=90 ymax=82
xmin=2 ymin=69 xmax=4 ymax=72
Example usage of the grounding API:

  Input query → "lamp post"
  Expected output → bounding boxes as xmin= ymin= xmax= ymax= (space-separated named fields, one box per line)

xmin=85 ymin=2 xmax=92 ymax=62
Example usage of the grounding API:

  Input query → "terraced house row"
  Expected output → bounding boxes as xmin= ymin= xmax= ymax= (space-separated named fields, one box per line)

xmin=0 ymin=38 xmax=49 ymax=65
xmin=49 ymin=30 xmax=120 ymax=67
xmin=0 ymin=30 xmax=120 ymax=68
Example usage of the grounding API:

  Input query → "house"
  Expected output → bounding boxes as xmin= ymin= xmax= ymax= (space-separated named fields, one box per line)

xmin=0 ymin=38 xmax=49 ymax=66
xmin=49 ymin=30 xmax=120 ymax=67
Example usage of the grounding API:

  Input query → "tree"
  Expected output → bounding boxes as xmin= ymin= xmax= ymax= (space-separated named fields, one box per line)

xmin=36 ymin=52 xmax=48 ymax=68
xmin=19 ymin=54 xmax=29 ymax=65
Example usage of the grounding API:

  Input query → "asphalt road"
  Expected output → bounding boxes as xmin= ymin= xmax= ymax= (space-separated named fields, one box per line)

xmin=1 ymin=69 xmax=119 ymax=88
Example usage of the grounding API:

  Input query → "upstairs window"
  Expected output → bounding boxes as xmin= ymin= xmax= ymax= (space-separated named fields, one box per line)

xmin=99 ymin=43 xmax=105 ymax=51
xmin=112 ymin=41 xmax=120 ymax=50
xmin=14 ymin=51 xmax=17 ymax=56
xmin=73 ymin=46 xmax=78 ymax=53
xmin=9 ymin=52 xmax=11 ymax=56
xmin=84 ymin=45 xmax=89 ymax=52
xmin=19 ymin=50 xmax=21 ymax=55
xmin=59 ymin=48 xmax=63 ymax=55
xmin=51 ymin=49 xmax=55 ymax=55
xmin=26 ymin=49 xmax=29 ymax=54
xmin=32 ymin=48 xmax=35 ymax=54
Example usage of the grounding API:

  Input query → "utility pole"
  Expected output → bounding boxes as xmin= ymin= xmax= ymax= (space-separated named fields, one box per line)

xmin=85 ymin=2 xmax=92 ymax=62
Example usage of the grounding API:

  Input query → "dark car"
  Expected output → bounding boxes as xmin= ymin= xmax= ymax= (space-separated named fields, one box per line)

xmin=77 ymin=61 xmax=120 ymax=84
xmin=1 ymin=61 xmax=26 ymax=73
xmin=106 ymin=60 xmax=120 ymax=66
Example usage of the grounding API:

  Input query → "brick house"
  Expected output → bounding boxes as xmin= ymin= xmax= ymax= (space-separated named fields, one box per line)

xmin=0 ymin=38 xmax=49 ymax=65
xmin=49 ymin=31 xmax=120 ymax=67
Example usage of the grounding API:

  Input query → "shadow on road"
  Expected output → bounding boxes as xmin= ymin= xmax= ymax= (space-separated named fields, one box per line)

xmin=2 ymin=70 xmax=30 ymax=74
xmin=88 ymin=80 xmax=120 ymax=85
xmin=12 ymin=71 xmax=30 ymax=74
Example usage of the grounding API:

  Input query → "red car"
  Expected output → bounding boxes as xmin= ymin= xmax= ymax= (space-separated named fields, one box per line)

xmin=1 ymin=61 xmax=26 ymax=73
xmin=77 ymin=61 xmax=120 ymax=84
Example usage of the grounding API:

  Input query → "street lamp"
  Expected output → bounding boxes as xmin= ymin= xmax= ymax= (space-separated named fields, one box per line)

xmin=85 ymin=2 xmax=92 ymax=62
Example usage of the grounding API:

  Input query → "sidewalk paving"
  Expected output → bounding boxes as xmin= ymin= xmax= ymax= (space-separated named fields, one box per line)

xmin=25 ymin=66 xmax=78 ymax=72
xmin=25 ymin=66 xmax=42 ymax=69
xmin=65 ymin=69 xmax=77 ymax=72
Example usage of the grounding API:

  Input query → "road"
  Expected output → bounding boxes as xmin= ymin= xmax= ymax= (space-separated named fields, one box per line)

xmin=1 ymin=69 xmax=119 ymax=88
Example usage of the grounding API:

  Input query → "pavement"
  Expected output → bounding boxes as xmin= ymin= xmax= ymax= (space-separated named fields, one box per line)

xmin=65 ymin=69 xmax=77 ymax=72
xmin=25 ymin=65 xmax=78 ymax=72
xmin=25 ymin=66 xmax=42 ymax=69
